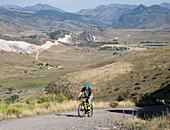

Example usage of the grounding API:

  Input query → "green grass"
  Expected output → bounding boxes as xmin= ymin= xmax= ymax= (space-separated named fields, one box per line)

xmin=0 ymin=67 xmax=89 ymax=92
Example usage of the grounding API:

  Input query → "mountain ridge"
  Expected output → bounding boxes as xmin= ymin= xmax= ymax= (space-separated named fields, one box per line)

xmin=0 ymin=3 xmax=65 ymax=13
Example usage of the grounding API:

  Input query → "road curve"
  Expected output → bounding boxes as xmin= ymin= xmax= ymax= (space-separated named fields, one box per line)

xmin=0 ymin=106 xmax=168 ymax=130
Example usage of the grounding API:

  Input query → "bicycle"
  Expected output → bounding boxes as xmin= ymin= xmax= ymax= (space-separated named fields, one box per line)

xmin=78 ymin=97 xmax=93 ymax=117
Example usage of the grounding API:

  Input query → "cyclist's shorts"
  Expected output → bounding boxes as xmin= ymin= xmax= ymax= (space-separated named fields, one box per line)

xmin=89 ymin=96 xmax=93 ymax=101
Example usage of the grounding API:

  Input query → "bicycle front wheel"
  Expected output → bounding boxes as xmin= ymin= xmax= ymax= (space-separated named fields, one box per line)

xmin=78 ymin=103 xmax=85 ymax=117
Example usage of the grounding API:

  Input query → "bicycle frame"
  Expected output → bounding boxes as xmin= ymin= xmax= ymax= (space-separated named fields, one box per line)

xmin=82 ymin=98 xmax=92 ymax=112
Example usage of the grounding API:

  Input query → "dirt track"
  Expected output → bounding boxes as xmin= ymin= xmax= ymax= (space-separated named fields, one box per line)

xmin=0 ymin=106 xmax=168 ymax=130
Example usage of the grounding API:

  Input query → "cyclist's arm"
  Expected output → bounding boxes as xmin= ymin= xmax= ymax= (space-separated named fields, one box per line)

xmin=89 ymin=87 xmax=93 ymax=97
xmin=78 ymin=92 xmax=83 ymax=97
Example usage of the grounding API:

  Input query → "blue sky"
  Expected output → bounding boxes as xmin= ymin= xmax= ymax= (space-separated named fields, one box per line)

xmin=0 ymin=0 xmax=170 ymax=12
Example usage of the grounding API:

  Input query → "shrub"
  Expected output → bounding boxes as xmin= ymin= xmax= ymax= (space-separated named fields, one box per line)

xmin=64 ymin=93 xmax=73 ymax=100
xmin=13 ymin=103 xmax=25 ymax=109
xmin=131 ymin=92 xmax=138 ymax=96
xmin=5 ymin=99 xmax=10 ymax=104
xmin=110 ymin=101 xmax=119 ymax=108
xmin=9 ymin=95 xmax=19 ymax=103
xmin=118 ymin=89 xmax=131 ymax=101
xmin=37 ymin=93 xmax=68 ymax=103
xmin=56 ymin=93 xmax=68 ymax=103
xmin=37 ymin=95 xmax=51 ymax=103
xmin=6 ymin=107 xmax=21 ymax=117
xmin=41 ymin=102 xmax=51 ymax=109
xmin=114 ymin=88 xmax=120 ymax=91
xmin=143 ymin=76 xmax=148 ymax=79
xmin=152 ymin=77 xmax=157 ymax=79
xmin=155 ymin=73 xmax=163 ymax=76
xmin=135 ymin=83 xmax=140 ymax=85
xmin=8 ymin=87 xmax=14 ymax=93
xmin=134 ymin=87 xmax=141 ymax=91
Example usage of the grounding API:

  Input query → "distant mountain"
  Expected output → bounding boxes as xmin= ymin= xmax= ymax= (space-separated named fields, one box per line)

xmin=77 ymin=3 xmax=137 ymax=23
xmin=0 ymin=9 xmax=106 ymax=33
xmin=23 ymin=3 xmax=65 ymax=13
xmin=112 ymin=4 xmax=170 ymax=29
xmin=0 ymin=4 xmax=65 ymax=13
xmin=160 ymin=2 xmax=170 ymax=9
xmin=1 ymin=5 xmax=22 ymax=10
xmin=0 ymin=3 xmax=170 ymax=33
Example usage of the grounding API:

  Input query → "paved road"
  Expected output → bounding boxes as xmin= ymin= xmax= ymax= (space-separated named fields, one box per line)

xmin=0 ymin=106 xmax=169 ymax=130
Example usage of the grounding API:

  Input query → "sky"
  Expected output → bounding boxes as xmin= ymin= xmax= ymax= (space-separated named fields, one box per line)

xmin=0 ymin=0 xmax=170 ymax=12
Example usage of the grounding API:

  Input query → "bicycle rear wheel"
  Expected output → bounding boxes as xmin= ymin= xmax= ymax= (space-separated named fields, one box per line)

xmin=87 ymin=104 xmax=93 ymax=117
xmin=78 ymin=103 xmax=85 ymax=117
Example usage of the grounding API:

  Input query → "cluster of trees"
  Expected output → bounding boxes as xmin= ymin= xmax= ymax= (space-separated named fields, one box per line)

xmin=49 ymin=30 xmax=70 ymax=40
xmin=5 ymin=95 xmax=19 ymax=104
xmin=98 ymin=46 xmax=129 ymax=51
xmin=140 ymin=41 xmax=168 ymax=44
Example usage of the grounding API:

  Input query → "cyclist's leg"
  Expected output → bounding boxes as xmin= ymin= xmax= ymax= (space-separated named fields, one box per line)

xmin=88 ymin=96 xmax=93 ymax=105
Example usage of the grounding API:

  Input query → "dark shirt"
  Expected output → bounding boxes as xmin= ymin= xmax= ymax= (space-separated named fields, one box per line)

xmin=81 ymin=87 xmax=92 ymax=98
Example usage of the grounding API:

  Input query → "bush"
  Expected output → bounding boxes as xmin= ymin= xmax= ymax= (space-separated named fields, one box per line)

xmin=41 ymin=102 xmax=51 ymax=109
xmin=152 ymin=77 xmax=157 ymax=79
xmin=134 ymin=87 xmax=141 ymax=91
xmin=131 ymin=92 xmax=138 ymax=96
xmin=37 ymin=93 xmax=68 ymax=103
xmin=6 ymin=107 xmax=21 ymax=117
xmin=37 ymin=95 xmax=51 ymax=103
xmin=56 ymin=93 xmax=68 ymax=103
xmin=5 ymin=99 xmax=10 ymax=104
xmin=64 ymin=93 xmax=73 ymax=100
xmin=110 ymin=101 xmax=119 ymax=108
xmin=9 ymin=95 xmax=19 ymax=103
xmin=135 ymin=83 xmax=140 ymax=85
xmin=118 ymin=89 xmax=131 ymax=101
xmin=8 ymin=87 xmax=14 ymax=93
xmin=114 ymin=88 xmax=120 ymax=91
xmin=143 ymin=76 xmax=148 ymax=79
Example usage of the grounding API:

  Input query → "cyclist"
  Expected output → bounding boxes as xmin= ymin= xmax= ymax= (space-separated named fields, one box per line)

xmin=78 ymin=83 xmax=93 ymax=109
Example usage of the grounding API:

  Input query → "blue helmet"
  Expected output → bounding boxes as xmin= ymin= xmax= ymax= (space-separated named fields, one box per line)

xmin=84 ymin=83 xmax=89 ymax=88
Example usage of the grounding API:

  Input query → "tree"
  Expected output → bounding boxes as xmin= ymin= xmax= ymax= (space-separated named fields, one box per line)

xmin=9 ymin=95 xmax=19 ymax=103
xmin=8 ymin=87 xmax=14 ymax=93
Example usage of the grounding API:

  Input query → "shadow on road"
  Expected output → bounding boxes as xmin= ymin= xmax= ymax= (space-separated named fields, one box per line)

xmin=55 ymin=113 xmax=79 ymax=118
xmin=106 ymin=105 xmax=169 ymax=119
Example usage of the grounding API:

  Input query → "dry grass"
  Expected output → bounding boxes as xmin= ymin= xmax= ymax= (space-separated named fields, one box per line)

xmin=116 ymin=109 xmax=170 ymax=130
xmin=118 ymin=101 xmax=135 ymax=108
xmin=0 ymin=100 xmax=111 ymax=120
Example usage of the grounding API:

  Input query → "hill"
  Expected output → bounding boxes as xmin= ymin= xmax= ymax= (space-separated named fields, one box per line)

xmin=160 ymin=2 xmax=170 ymax=9
xmin=1 ymin=4 xmax=65 ymax=13
xmin=45 ymin=48 xmax=170 ymax=103
xmin=78 ymin=3 xmax=137 ymax=23
xmin=0 ymin=9 xmax=106 ymax=33
xmin=112 ymin=5 xmax=170 ymax=29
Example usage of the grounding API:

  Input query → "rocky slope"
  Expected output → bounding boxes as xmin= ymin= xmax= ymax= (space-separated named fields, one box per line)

xmin=0 ymin=33 xmax=71 ymax=54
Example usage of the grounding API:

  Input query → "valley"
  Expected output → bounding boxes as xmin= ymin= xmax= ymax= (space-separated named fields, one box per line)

xmin=0 ymin=3 xmax=169 ymax=129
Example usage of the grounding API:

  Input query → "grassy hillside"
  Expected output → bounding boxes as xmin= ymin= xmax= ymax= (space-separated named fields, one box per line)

xmin=46 ymin=48 xmax=170 ymax=103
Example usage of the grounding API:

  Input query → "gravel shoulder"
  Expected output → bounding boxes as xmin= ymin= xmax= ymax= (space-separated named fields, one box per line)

xmin=0 ymin=106 xmax=168 ymax=130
